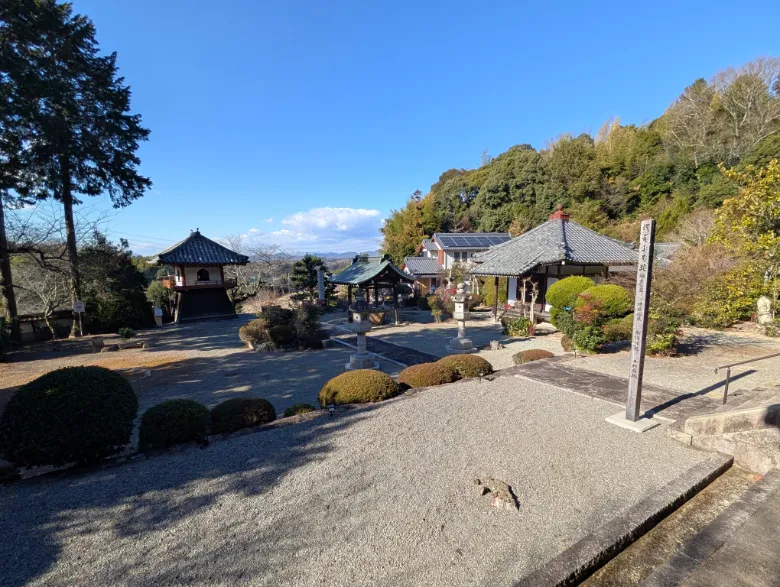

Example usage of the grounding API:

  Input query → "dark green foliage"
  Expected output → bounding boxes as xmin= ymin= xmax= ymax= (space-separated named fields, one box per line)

xmin=257 ymin=306 xmax=294 ymax=327
xmin=238 ymin=319 xmax=270 ymax=345
xmin=546 ymin=276 xmax=595 ymax=309
xmin=481 ymin=277 xmax=508 ymax=308
xmin=118 ymin=327 xmax=136 ymax=339
xmin=0 ymin=366 xmax=137 ymax=467
xmin=602 ymin=319 xmax=632 ymax=343
xmin=80 ymin=234 xmax=154 ymax=332
xmin=512 ymin=349 xmax=554 ymax=364
xmin=269 ymin=325 xmax=295 ymax=346
xmin=550 ymin=307 xmax=576 ymax=336
xmin=283 ymin=403 xmax=317 ymax=418
xmin=437 ymin=355 xmax=494 ymax=378
xmin=291 ymin=304 xmax=322 ymax=341
xmin=398 ymin=362 xmax=460 ymax=389
xmin=0 ymin=317 xmax=11 ymax=361
xmin=291 ymin=254 xmax=333 ymax=302
xmin=416 ymin=296 xmax=430 ymax=310
xmin=501 ymin=315 xmax=532 ymax=336
xmin=139 ymin=400 xmax=211 ymax=451
xmin=319 ymin=370 xmax=400 ymax=406
xmin=571 ymin=326 xmax=606 ymax=352
xmin=647 ymin=314 xmax=682 ymax=356
xmin=210 ymin=398 xmax=276 ymax=434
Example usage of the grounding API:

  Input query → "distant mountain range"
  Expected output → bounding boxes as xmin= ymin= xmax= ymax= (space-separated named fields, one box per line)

xmin=308 ymin=251 xmax=381 ymax=260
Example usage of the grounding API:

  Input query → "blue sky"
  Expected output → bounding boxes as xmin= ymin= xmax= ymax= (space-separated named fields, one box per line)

xmin=69 ymin=0 xmax=778 ymax=255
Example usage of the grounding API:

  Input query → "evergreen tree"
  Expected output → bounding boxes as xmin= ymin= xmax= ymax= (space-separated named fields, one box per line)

xmin=291 ymin=254 xmax=332 ymax=302
xmin=0 ymin=0 xmax=151 ymax=336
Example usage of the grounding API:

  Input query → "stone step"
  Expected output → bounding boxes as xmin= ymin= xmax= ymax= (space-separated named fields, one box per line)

xmin=711 ymin=387 xmax=778 ymax=413
xmin=683 ymin=403 xmax=780 ymax=437
xmin=691 ymin=428 xmax=780 ymax=474
xmin=639 ymin=468 xmax=780 ymax=586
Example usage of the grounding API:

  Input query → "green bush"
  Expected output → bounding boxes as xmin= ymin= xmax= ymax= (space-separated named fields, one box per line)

xmin=118 ymin=327 xmax=136 ymax=339
xmin=550 ymin=306 xmax=576 ymax=336
xmin=545 ymin=276 xmax=595 ymax=309
xmin=416 ymin=296 xmax=430 ymax=311
xmin=602 ymin=319 xmax=633 ymax=343
xmin=269 ymin=325 xmax=295 ymax=346
xmin=139 ymin=399 xmax=211 ymax=451
xmin=257 ymin=306 xmax=294 ymax=328
xmin=210 ymin=398 xmax=276 ymax=434
xmin=502 ymin=315 xmax=532 ymax=336
xmin=0 ymin=366 xmax=137 ymax=467
xmin=398 ymin=362 xmax=460 ymax=389
xmin=560 ymin=334 xmax=574 ymax=352
xmin=647 ymin=314 xmax=682 ymax=356
xmin=283 ymin=403 xmax=317 ymax=417
xmin=481 ymin=276 xmax=508 ymax=308
xmin=239 ymin=319 xmax=270 ymax=345
xmin=512 ymin=349 xmax=554 ymax=365
xmin=292 ymin=304 xmax=322 ymax=341
xmin=437 ymin=355 xmax=494 ymax=378
xmin=572 ymin=325 xmax=606 ymax=352
xmin=575 ymin=285 xmax=633 ymax=319
xmin=319 ymin=370 xmax=400 ymax=406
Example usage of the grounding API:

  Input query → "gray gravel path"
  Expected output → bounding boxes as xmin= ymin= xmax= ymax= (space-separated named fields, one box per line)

xmin=0 ymin=377 xmax=709 ymax=586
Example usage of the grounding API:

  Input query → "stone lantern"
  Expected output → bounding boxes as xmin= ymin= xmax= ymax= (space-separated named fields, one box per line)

xmin=446 ymin=283 xmax=477 ymax=354
xmin=346 ymin=288 xmax=379 ymax=370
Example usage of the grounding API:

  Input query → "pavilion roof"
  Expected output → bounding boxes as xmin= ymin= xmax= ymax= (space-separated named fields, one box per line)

xmin=153 ymin=230 xmax=249 ymax=266
xmin=472 ymin=217 xmax=637 ymax=277
xmin=404 ymin=257 xmax=443 ymax=277
xmin=330 ymin=255 xmax=414 ymax=286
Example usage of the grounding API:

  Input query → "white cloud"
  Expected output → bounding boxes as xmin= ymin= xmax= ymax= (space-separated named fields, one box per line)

xmin=265 ymin=217 xmax=274 ymax=223
xmin=242 ymin=207 xmax=383 ymax=253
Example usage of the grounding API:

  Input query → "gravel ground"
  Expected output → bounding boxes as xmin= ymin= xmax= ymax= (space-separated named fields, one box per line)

xmin=0 ymin=377 xmax=710 ymax=587
xmin=568 ymin=328 xmax=780 ymax=397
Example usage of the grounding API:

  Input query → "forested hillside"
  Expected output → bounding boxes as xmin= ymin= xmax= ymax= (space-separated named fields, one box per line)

xmin=381 ymin=57 xmax=780 ymax=263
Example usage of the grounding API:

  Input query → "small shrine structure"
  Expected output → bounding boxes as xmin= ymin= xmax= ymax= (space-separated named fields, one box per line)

xmin=154 ymin=229 xmax=249 ymax=323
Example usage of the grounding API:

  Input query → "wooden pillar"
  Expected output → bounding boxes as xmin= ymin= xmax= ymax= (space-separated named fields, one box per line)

xmin=347 ymin=285 xmax=352 ymax=303
xmin=393 ymin=286 xmax=399 ymax=325
xmin=492 ymin=275 xmax=499 ymax=321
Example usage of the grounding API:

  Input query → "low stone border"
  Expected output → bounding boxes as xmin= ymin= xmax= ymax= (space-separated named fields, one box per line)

xmin=513 ymin=454 xmax=734 ymax=587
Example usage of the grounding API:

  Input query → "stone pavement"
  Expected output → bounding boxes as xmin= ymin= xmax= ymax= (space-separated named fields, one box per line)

xmin=503 ymin=357 xmax=724 ymax=422
xmin=640 ymin=468 xmax=780 ymax=587
xmin=328 ymin=330 xmax=440 ymax=366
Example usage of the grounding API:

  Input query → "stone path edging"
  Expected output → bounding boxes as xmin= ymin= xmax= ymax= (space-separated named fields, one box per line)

xmin=513 ymin=454 xmax=734 ymax=587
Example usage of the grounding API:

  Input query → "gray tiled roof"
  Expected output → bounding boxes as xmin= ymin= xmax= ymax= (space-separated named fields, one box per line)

xmin=404 ymin=257 xmax=443 ymax=276
xmin=330 ymin=255 xmax=414 ymax=286
xmin=422 ymin=239 xmax=437 ymax=251
xmin=154 ymin=231 xmax=249 ymax=266
xmin=472 ymin=219 xmax=637 ymax=277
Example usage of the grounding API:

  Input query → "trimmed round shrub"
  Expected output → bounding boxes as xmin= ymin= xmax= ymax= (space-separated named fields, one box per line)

xmin=258 ymin=306 xmax=294 ymax=327
xmin=283 ymin=403 xmax=317 ymax=418
xmin=319 ymin=370 xmax=400 ymax=407
xmin=0 ymin=366 xmax=138 ymax=468
xmin=545 ymin=276 xmax=595 ymax=309
xmin=210 ymin=397 xmax=276 ymax=434
xmin=269 ymin=325 xmax=295 ymax=345
xmin=139 ymin=399 xmax=211 ymax=451
xmin=575 ymin=285 xmax=633 ymax=319
xmin=512 ymin=349 xmax=554 ymax=365
xmin=239 ymin=318 xmax=270 ymax=345
xmin=602 ymin=318 xmax=632 ymax=343
xmin=398 ymin=362 xmax=459 ymax=389
xmin=560 ymin=334 xmax=574 ymax=352
xmin=437 ymin=355 xmax=494 ymax=378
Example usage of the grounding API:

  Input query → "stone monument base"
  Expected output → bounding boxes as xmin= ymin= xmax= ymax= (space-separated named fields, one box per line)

xmin=345 ymin=353 xmax=380 ymax=371
xmin=446 ymin=337 xmax=478 ymax=354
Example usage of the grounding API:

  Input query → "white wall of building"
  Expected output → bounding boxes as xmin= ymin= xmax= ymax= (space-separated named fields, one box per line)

xmin=183 ymin=266 xmax=222 ymax=284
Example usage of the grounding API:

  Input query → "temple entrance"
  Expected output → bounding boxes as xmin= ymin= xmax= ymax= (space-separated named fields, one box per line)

xmin=196 ymin=268 xmax=210 ymax=282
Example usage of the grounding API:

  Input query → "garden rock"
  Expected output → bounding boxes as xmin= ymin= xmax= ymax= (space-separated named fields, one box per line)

xmin=101 ymin=344 xmax=119 ymax=353
xmin=489 ymin=340 xmax=504 ymax=351
xmin=474 ymin=477 xmax=520 ymax=512
xmin=90 ymin=337 xmax=105 ymax=352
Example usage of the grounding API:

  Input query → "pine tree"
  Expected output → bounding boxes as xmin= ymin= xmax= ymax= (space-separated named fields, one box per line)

xmin=0 ymin=0 xmax=151 ymax=336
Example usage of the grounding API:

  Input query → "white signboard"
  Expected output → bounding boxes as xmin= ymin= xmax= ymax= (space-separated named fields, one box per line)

xmin=73 ymin=301 xmax=86 ymax=313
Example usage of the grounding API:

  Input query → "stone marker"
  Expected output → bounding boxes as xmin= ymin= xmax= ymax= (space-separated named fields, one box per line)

xmin=757 ymin=295 xmax=773 ymax=327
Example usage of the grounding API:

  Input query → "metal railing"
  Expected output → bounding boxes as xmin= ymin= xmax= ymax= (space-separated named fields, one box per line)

xmin=715 ymin=351 xmax=780 ymax=404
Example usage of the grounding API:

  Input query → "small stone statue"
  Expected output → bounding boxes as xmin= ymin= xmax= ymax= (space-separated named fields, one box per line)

xmin=757 ymin=295 xmax=773 ymax=327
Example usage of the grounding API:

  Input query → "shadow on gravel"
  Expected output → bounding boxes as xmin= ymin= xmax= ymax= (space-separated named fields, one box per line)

xmin=643 ymin=369 xmax=756 ymax=418
xmin=0 ymin=404 xmax=378 ymax=586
